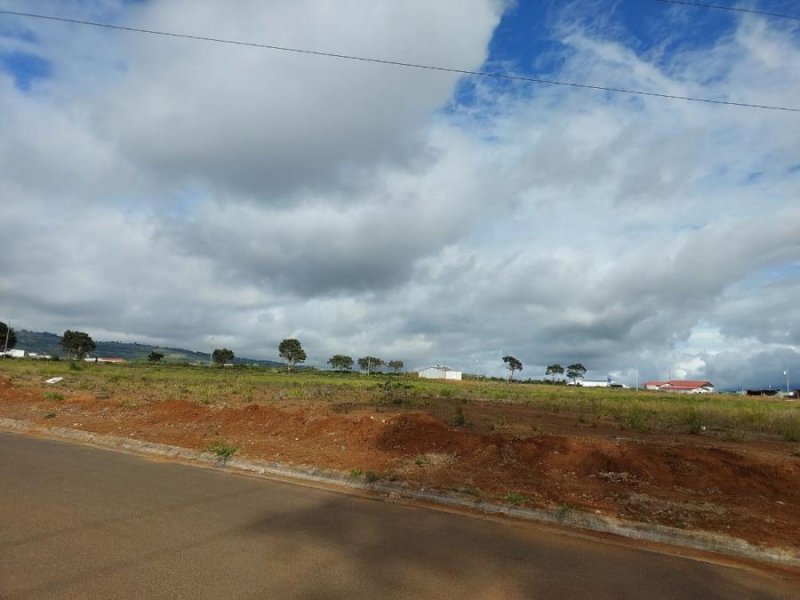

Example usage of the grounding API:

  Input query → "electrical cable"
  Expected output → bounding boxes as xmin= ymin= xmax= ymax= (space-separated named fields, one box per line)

xmin=1 ymin=8 xmax=798 ymax=113
xmin=657 ymin=0 xmax=800 ymax=22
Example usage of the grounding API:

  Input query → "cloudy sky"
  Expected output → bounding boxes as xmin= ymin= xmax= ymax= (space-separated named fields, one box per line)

xmin=1 ymin=0 xmax=799 ymax=389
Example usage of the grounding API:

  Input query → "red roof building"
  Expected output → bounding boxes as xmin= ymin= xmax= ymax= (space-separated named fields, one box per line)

xmin=643 ymin=380 xmax=715 ymax=394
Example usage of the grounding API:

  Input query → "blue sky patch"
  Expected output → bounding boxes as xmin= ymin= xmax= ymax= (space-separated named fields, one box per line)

xmin=1 ymin=50 xmax=52 ymax=91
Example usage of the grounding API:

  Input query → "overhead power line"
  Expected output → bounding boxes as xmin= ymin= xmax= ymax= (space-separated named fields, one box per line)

xmin=657 ymin=0 xmax=800 ymax=21
xmin=1 ymin=9 xmax=798 ymax=113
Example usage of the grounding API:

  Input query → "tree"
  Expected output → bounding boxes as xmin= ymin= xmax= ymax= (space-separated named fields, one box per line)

xmin=502 ymin=355 xmax=523 ymax=381
xmin=387 ymin=360 xmax=404 ymax=374
xmin=357 ymin=356 xmax=384 ymax=374
xmin=212 ymin=348 xmax=234 ymax=366
xmin=0 ymin=322 xmax=16 ymax=352
xmin=545 ymin=364 xmax=564 ymax=382
xmin=327 ymin=354 xmax=353 ymax=372
xmin=566 ymin=363 xmax=587 ymax=384
xmin=148 ymin=351 xmax=165 ymax=363
xmin=279 ymin=338 xmax=306 ymax=372
xmin=61 ymin=330 xmax=96 ymax=361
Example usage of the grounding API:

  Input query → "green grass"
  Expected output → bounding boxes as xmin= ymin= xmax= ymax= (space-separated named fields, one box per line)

xmin=2 ymin=359 xmax=798 ymax=441
xmin=206 ymin=440 xmax=237 ymax=462
xmin=779 ymin=416 xmax=800 ymax=442
xmin=505 ymin=492 xmax=525 ymax=506
xmin=556 ymin=504 xmax=572 ymax=522
xmin=452 ymin=405 xmax=466 ymax=427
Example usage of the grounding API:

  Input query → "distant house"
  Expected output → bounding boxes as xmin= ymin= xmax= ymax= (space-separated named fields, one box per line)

xmin=644 ymin=380 xmax=715 ymax=394
xmin=83 ymin=357 xmax=126 ymax=364
xmin=567 ymin=378 xmax=619 ymax=388
xmin=580 ymin=380 xmax=609 ymax=388
xmin=1 ymin=349 xmax=26 ymax=358
xmin=418 ymin=366 xmax=462 ymax=381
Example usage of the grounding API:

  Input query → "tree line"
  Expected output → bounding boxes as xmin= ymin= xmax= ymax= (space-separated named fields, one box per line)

xmin=327 ymin=355 xmax=404 ymax=373
xmin=205 ymin=338 xmax=311 ymax=369
xmin=5 ymin=323 xmax=586 ymax=383
xmin=209 ymin=339 xmax=405 ymax=374
xmin=546 ymin=363 xmax=587 ymax=383
xmin=1 ymin=324 xmax=98 ymax=360
xmin=4 ymin=327 xmax=406 ymax=373
xmin=502 ymin=355 xmax=587 ymax=384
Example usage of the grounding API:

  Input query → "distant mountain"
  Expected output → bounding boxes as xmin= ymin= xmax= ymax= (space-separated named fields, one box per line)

xmin=14 ymin=330 xmax=284 ymax=367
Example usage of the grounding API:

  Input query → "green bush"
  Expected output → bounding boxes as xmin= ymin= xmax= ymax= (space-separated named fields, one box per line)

xmin=780 ymin=419 xmax=800 ymax=442
xmin=505 ymin=492 xmax=525 ymax=506
xmin=686 ymin=409 xmax=703 ymax=435
xmin=452 ymin=406 xmax=466 ymax=427
xmin=206 ymin=440 xmax=237 ymax=463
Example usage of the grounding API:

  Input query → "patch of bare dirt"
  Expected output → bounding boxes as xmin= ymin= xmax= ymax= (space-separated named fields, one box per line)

xmin=1 ymin=376 xmax=799 ymax=549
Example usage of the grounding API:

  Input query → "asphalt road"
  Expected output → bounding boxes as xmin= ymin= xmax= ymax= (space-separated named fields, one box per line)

xmin=1 ymin=432 xmax=797 ymax=599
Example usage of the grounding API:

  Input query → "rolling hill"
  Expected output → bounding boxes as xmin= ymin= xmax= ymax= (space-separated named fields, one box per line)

xmin=14 ymin=330 xmax=283 ymax=367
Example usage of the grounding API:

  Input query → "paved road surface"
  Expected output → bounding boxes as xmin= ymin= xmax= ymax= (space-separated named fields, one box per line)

xmin=1 ymin=431 xmax=796 ymax=599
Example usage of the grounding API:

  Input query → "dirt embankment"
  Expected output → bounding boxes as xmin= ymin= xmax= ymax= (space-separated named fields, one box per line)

xmin=1 ymin=376 xmax=799 ymax=549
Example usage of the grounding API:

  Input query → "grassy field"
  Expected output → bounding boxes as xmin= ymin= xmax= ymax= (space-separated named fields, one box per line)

xmin=2 ymin=359 xmax=799 ymax=441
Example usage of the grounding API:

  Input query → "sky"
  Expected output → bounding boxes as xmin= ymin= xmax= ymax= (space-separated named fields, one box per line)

xmin=1 ymin=0 xmax=799 ymax=389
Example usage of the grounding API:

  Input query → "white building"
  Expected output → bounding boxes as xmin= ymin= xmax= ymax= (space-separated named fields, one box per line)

xmin=580 ymin=379 xmax=611 ymax=388
xmin=1 ymin=349 xmax=26 ymax=358
xmin=418 ymin=366 xmax=462 ymax=381
xmin=566 ymin=378 xmax=628 ymax=388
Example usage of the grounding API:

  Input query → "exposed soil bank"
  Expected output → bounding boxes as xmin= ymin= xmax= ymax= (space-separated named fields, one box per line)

xmin=1 ymin=376 xmax=798 ymax=550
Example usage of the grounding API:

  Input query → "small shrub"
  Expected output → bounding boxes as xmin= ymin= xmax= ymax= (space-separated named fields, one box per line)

xmin=452 ymin=406 xmax=466 ymax=427
xmin=774 ymin=412 xmax=800 ymax=442
xmin=624 ymin=407 xmax=649 ymax=432
xmin=722 ymin=429 xmax=747 ymax=442
xmin=349 ymin=468 xmax=362 ymax=479
xmin=364 ymin=471 xmax=379 ymax=483
xmin=378 ymin=380 xmax=414 ymax=406
xmin=505 ymin=492 xmax=525 ymax=506
xmin=206 ymin=440 xmax=237 ymax=463
xmin=43 ymin=391 xmax=64 ymax=402
xmin=686 ymin=409 xmax=703 ymax=435
xmin=781 ymin=424 xmax=800 ymax=443
xmin=556 ymin=504 xmax=571 ymax=522
xmin=69 ymin=361 xmax=83 ymax=371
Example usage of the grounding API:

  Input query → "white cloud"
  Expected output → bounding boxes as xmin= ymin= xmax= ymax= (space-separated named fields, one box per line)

xmin=1 ymin=1 xmax=798 ymax=388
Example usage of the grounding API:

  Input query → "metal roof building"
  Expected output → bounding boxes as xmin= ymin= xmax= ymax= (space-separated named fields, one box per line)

xmin=418 ymin=366 xmax=462 ymax=381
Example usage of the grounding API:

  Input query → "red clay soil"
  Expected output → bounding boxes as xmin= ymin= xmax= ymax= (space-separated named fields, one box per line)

xmin=1 ymin=376 xmax=799 ymax=550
